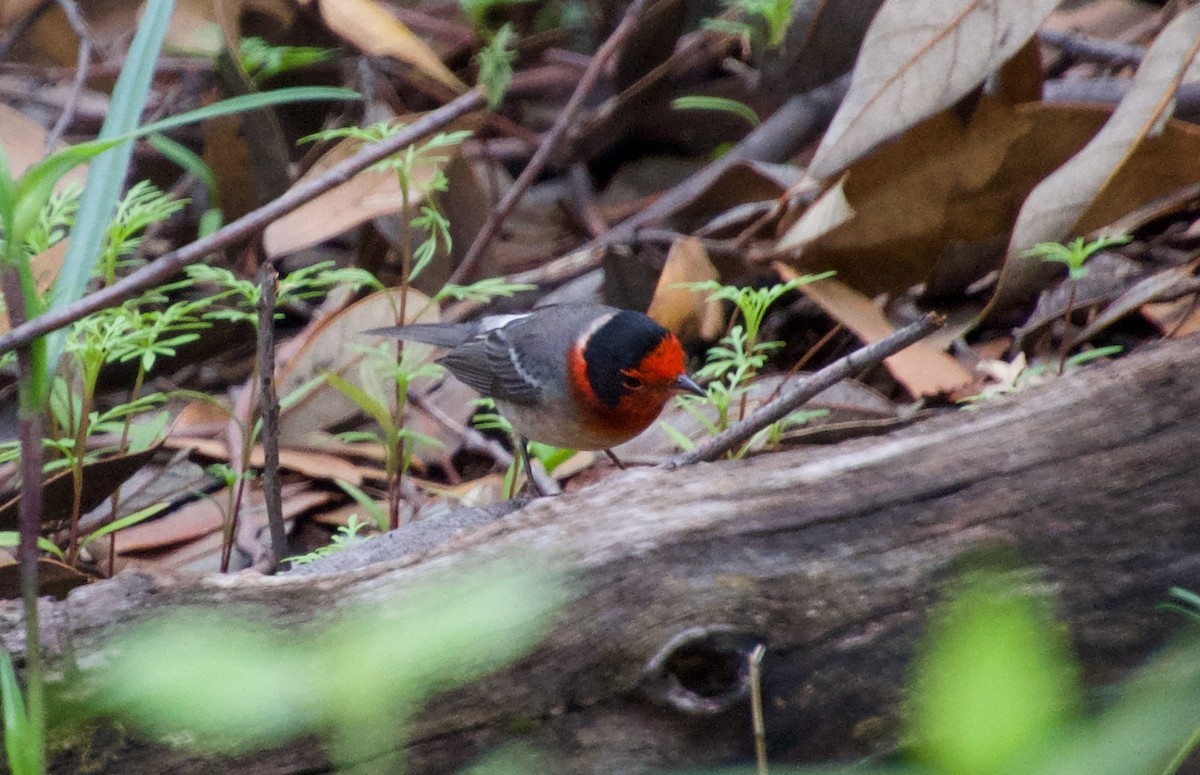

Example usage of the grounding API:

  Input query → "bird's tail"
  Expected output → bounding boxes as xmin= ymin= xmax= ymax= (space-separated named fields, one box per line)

xmin=365 ymin=322 xmax=477 ymax=348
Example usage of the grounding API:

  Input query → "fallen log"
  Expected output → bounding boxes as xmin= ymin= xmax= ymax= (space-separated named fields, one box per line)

xmin=4 ymin=335 xmax=1199 ymax=774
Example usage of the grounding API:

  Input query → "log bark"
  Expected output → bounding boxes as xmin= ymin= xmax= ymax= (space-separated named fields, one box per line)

xmin=5 ymin=336 xmax=1200 ymax=774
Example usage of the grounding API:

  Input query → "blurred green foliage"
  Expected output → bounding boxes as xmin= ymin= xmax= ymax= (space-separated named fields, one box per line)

xmin=81 ymin=558 xmax=569 ymax=772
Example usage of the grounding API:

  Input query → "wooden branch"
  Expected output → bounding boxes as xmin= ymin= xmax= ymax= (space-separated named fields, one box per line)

xmin=10 ymin=336 xmax=1200 ymax=774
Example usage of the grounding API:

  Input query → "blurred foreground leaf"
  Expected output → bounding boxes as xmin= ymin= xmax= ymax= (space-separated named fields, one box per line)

xmin=909 ymin=569 xmax=1081 ymax=775
xmin=86 ymin=558 xmax=569 ymax=769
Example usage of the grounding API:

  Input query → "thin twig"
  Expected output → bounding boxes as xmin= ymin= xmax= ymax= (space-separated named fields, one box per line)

xmin=446 ymin=0 xmax=652 ymax=285
xmin=44 ymin=0 xmax=91 ymax=150
xmin=0 ymin=88 xmax=486 ymax=358
xmin=0 ymin=265 xmax=46 ymax=762
xmin=257 ymin=262 xmax=287 ymax=570
xmin=749 ymin=644 xmax=768 ymax=775
xmin=0 ymin=0 xmax=53 ymax=61
xmin=408 ymin=390 xmax=514 ymax=468
xmin=663 ymin=314 xmax=943 ymax=468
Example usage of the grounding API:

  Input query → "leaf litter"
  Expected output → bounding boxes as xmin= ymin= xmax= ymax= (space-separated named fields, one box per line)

xmin=1 ymin=0 xmax=1199 ymax=587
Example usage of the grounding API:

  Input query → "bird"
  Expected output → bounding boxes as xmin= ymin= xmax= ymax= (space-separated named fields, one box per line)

xmin=368 ymin=304 xmax=705 ymax=493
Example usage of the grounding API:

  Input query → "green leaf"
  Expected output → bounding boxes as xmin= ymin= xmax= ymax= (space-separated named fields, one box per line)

xmin=1026 ymin=637 xmax=1200 ymax=775
xmin=333 ymin=480 xmax=386 ymax=531
xmin=132 ymin=87 xmax=359 ymax=139
xmin=148 ymin=133 xmax=218 ymax=202
xmin=0 ymin=141 xmax=16 ymax=238
xmin=83 ymin=502 xmax=168 ymax=544
xmin=0 ymin=531 xmax=65 ymax=561
xmin=0 ymin=646 xmax=41 ymax=775
xmin=323 ymin=371 xmax=393 ymax=434
xmin=44 ymin=0 xmax=175 ymax=370
xmin=910 ymin=569 xmax=1080 ymax=775
xmin=671 ymin=95 xmax=761 ymax=128
xmin=8 ymin=139 xmax=123 ymax=255
xmin=86 ymin=558 xmax=569 ymax=764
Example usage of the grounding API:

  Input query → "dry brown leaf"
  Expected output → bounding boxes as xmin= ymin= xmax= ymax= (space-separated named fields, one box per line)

xmin=163 ymin=436 xmax=373 ymax=485
xmin=783 ymin=268 xmax=974 ymax=396
xmin=808 ymin=0 xmax=1062 ymax=179
xmin=317 ymin=0 xmax=466 ymax=92
xmin=669 ymin=160 xmax=799 ymax=235
xmin=114 ymin=493 xmax=227 ymax=553
xmin=0 ymin=102 xmax=53 ymax=175
xmin=989 ymin=4 xmax=1200 ymax=317
xmin=784 ymin=98 xmax=1034 ymax=295
xmin=0 ymin=446 xmax=160 ymax=531
xmin=0 ymin=102 xmax=88 ymax=185
xmin=1075 ymin=265 xmax=1197 ymax=345
xmin=203 ymin=113 xmax=259 ymax=222
xmin=0 ymin=0 xmax=44 ymax=24
xmin=614 ymin=372 xmax=897 ymax=464
xmin=164 ymin=0 xmax=242 ymax=54
xmin=776 ymin=176 xmax=855 ymax=253
xmin=995 ymin=35 xmax=1044 ymax=105
xmin=245 ymin=0 xmax=296 ymax=30
xmin=646 ymin=237 xmax=724 ymax=341
xmin=172 ymin=397 xmax=233 ymax=435
xmin=760 ymin=0 xmax=886 ymax=97
xmin=1143 ymin=298 xmax=1200 ymax=338
xmin=782 ymin=99 xmax=1200 ymax=299
xmin=262 ymin=122 xmax=473 ymax=262
xmin=114 ymin=484 xmax=331 ymax=569
xmin=276 ymin=287 xmax=439 ymax=447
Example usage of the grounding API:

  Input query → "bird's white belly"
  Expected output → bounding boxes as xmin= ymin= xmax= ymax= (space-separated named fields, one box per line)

xmin=497 ymin=399 xmax=619 ymax=450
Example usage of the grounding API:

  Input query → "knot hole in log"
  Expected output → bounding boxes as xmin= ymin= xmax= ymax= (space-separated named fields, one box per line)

xmin=640 ymin=625 xmax=765 ymax=715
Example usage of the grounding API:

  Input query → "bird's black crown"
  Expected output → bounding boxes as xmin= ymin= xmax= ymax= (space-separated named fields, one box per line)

xmin=583 ymin=311 xmax=670 ymax=407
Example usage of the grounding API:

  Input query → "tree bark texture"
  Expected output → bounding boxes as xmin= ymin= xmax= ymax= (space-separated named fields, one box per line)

xmin=3 ymin=336 xmax=1198 ymax=774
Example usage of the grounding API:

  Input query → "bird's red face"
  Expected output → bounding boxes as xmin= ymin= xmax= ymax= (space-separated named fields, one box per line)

xmin=567 ymin=312 xmax=701 ymax=446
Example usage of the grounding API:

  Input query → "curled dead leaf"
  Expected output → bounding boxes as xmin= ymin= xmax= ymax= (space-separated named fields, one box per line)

xmin=987 ymin=4 xmax=1200 ymax=318
xmin=782 ymin=267 xmax=973 ymax=397
xmin=276 ymin=287 xmax=439 ymax=447
xmin=646 ymin=237 xmax=724 ymax=341
xmin=809 ymin=0 xmax=1062 ymax=179
xmin=317 ymin=0 xmax=467 ymax=92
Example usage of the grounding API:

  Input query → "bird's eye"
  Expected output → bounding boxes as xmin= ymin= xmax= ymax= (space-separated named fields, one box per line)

xmin=624 ymin=375 xmax=644 ymax=390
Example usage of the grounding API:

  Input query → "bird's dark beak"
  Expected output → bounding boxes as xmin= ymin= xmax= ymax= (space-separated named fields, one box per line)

xmin=675 ymin=374 xmax=706 ymax=396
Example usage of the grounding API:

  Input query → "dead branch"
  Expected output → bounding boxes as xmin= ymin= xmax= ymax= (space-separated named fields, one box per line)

xmin=8 ymin=335 xmax=1200 ymax=774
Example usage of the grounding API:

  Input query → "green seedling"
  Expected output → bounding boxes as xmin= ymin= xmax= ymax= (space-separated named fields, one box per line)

xmin=959 ymin=346 xmax=1123 ymax=407
xmin=477 ymin=24 xmax=517 ymax=109
xmin=301 ymin=122 xmax=469 ymax=528
xmin=665 ymin=273 xmax=834 ymax=457
xmin=238 ymin=37 xmax=337 ymax=86
xmin=1024 ymin=234 xmax=1132 ymax=281
xmin=703 ymin=0 xmax=795 ymax=48
xmin=285 ymin=514 xmax=374 ymax=566
xmin=1024 ymin=234 xmax=1131 ymax=373
xmin=435 ymin=277 xmax=537 ymax=304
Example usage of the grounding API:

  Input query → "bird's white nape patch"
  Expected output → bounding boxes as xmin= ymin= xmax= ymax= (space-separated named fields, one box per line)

xmin=477 ymin=313 xmax=529 ymax=332
xmin=573 ymin=310 xmax=618 ymax=352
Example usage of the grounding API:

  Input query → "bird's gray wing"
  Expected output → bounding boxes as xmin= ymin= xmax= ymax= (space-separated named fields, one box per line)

xmin=438 ymin=327 xmax=544 ymax=404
